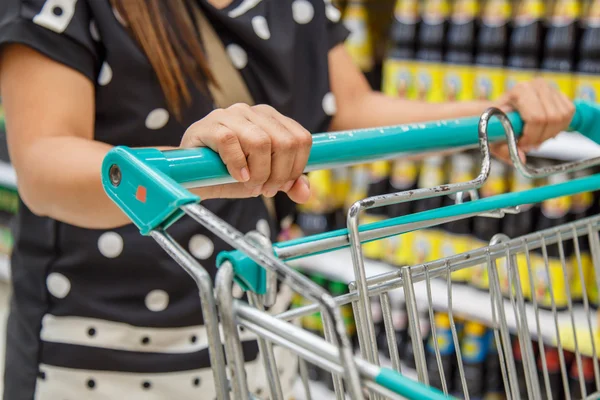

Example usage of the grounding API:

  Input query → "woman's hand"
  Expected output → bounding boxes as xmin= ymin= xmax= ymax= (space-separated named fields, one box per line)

xmin=491 ymin=78 xmax=575 ymax=163
xmin=181 ymin=103 xmax=312 ymax=203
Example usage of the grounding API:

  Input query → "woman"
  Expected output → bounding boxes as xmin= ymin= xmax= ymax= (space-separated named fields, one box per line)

xmin=0 ymin=0 xmax=574 ymax=398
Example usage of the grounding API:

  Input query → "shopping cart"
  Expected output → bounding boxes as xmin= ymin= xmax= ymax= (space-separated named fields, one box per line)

xmin=102 ymin=101 xmax=600 ymax=400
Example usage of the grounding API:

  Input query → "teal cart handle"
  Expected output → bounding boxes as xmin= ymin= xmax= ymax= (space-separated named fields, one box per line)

xmin=376 ymin=368 xmax=451 ymax=399
xmin=102 ymin=101 xmax=600 ymax=235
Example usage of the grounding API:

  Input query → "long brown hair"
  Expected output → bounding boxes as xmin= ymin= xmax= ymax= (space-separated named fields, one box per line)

xmin=110 ymin=0 xmax=216 ymax=120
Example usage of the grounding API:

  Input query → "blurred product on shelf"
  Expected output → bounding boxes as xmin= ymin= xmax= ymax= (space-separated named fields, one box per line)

xmin=426 ymin=312 xmax=456 ymax=392
xmin=455 ymin=321 xmax=489 ymax=399
xmin=575 ymin=0 xmax=600 ymax=102
xmin=538 ymin=346 xmax=565 ymax=400
xmin=332 ymin=166 xmax=352 ymax=229
xmin=444 ymin=153 xmax=476 ymax=284
xmin=412 ymin=155 xmax=446 ymax=265
xmin=367 ymin=0 xmax=396 ymax=89
xmin=471 ymin=159 xmax=508 ymax=291
xmin=533 ymin=170 xmax=572 ymax=311
xmin=540 ymin=0 xmax=581 ymax=99
xmin=382 ymin=0 xmax=420 ymax=99
xmin=296 ymin=169 xmax=337 ymax=236
xmin=346 ymin=164 xmax=371 ymax=212
xmin=512 ymin=337 xmax=532 ymax=399
xmin=388 ymin=301 xmax=408 ymax=360
xmin=569 ymin=355 xmax=597 ymax=399
xmin=506 ymin=0 xmax=545 ymax=91
xmin=414 ymin=0 xmax=449 ymax=102
xmin=474 ymin=0 xmax=512 ymax=101
xmin=502 ymin=169 xmax=536 ymax=301
xmin=443 ymin=0 xmax=479 ymax=101
xmin=384 ymin=158 xmax=420 ymax=267
xmin=342 ymin=0 xmax=374 ymax=73
xmin=363 ymin=161 xmax=392 ymax=260
xmin=371 ymin=296 xmax=385 ymax=353
xmin=484 ymin=333 xmax=505 ymax=399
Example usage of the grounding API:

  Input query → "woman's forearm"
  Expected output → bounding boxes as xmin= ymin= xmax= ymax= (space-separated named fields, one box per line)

xmin=331 ymin=90 xmax=494 ymax=131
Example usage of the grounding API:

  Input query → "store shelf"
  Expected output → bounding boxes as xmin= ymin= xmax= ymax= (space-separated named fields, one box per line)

xmin=291 ymin=249 xmax=598 ymax=351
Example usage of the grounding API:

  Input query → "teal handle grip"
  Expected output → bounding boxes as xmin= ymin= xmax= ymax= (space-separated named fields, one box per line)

xmin=375 ymin=368 xmax=451 ymax=399
xmin=135 ymin=100 xmax=599 ymax=188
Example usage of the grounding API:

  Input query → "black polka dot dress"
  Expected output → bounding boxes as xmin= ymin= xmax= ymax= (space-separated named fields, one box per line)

xmin=0 ymin=0 xmax=348 ymax=398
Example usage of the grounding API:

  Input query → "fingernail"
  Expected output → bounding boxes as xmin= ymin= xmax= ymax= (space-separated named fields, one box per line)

xmin=300 ymin=174 xmax=310 ymax=190
xmin=264 ymin=189 xmax=277 ymax=198
xmin=240 ymin=167 xmax=250 ymax=182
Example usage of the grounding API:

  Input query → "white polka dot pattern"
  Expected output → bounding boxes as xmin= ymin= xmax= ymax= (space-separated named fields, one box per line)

xmin=32 ymin=0 xmax=78 ymax=33
xmin=256 ymin=219 xmax=271 ymax=238
xmin=292 ymin=0 xmax=315 ymax=24
xmin=46 ymin=273 xmax=71 ymax=299
xmin=325 ymin=4 xmax=342 ymax=22
xmin=97 ymin=232 xmax=123 ymax=258
xmin=144 ymin=108 xmax=170 ymax=130
xmin=98 ymin=62 xmax=112 ymax=86
xmin=322 ymin=92 xmax=337 ymax=116
xmin=188 ymin=235 xmax=214 ymax=260
xmin=145 ymin=290 xmax=169 ymax=312
xmin=90 ymin=20 xmax=100 ymax=41
xmin=112 ymin=6 xmax=127 ymax=26
xmin=252 ymin=16 xmax=271 ymax=40
xmin=226 ymin=44 xmax=248 ymax=69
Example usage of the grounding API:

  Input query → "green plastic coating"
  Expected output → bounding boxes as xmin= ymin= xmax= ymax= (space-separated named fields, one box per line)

xmin=375 ymin=368 xmax=451 ymax=399
xmin=275 ymin=172 xmax=600 ymax=257
xmin=216 ymin=249 xmax=267 ymax=294
xmin=135 ymin=100 xmax=599 ymax=187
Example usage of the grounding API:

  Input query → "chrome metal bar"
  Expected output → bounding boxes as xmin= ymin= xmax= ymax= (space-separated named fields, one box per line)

xmin=401 ymin=267 xmax=429 ymax=385
xmin=215 ymin=262 xmax=250 ymax=400
xmin=425 ymin=266 xmax=448 ymax=396
xmin=182 ymin=204 xmax=364 ymax=400
xmin=380 ymin=292 xmax=402 ymax=373
xmin=587 ymin=223 xmax=600 ymax=391
xmin=150 ymin=231 xmax=230 ymax=400
xmin=446 ymin=266 xmax=468 ymax=400
xmin=298 ymin=358 xmax=313 ymax=400
xmin=248 ymin=292 xmax=284 ymax=400
xmin=322 ymin=312 xmax=345 ymax=400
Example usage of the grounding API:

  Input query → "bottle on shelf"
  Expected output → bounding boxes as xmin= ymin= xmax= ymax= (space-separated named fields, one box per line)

xmin=570 ymin=355 xmax=597 ymax=399
xmin=426 ymin=312 xmax=456 ymax=392
xmin=332 ymin=167 xmax=352 ymax=230
xmin=342 ymin=0 xmax=375 ymax=74
xmin=506 ymin=0 xmax=546 ymax=91
xmin=411 ymin=156 xmax=447 ymax=265
xmin=454 ymin=321 xmax=489 ymax=399
xmin=414 ymin=0 xmax=450 ymax=102
xmin=474 ymin=0 xmax=512 ymax=101
xmin=296 ymin=170 xmax=336 ymax=236
xmin=382 ymin=0 xmax=420 ymax=99
xmin=443 ymin=153 xmax=475 ymax=284
xmin=533 ymin=171 xmax=572 ymax=311
xmin=443 ymin=0 xmax=479 ymax=102
xmin=513 ymin=337 xmax=532 ymax=399
xmin=363 ymin=161 xmax=392 ymax=261
xmin=471 ymin=159 xmax=508 ymax=292
xmin=345 ymin=164 xmax=370 ymax=212
xmin=540 ymin=0 xmax=582 ymax=99
xmin=484 ymin=332 xmax=505 ymax=399
xmin=501 ymin=169 xmax=538 ymax=301
xmin=575 ymin=0 xmax=600 ymax=102
xmin=384 ymin=158 xmax=420 ymax=266
xmin=537 ymin=346 xmax=565 ymax=400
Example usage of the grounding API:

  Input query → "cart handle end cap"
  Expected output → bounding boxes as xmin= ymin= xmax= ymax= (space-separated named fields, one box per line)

xmin=101 ymin=146 xmax=200 ymax=235
xmin=217 ymin=250 xmax=267 ymax=295
xmin=375 ymin=368 xmax=453 ymax=399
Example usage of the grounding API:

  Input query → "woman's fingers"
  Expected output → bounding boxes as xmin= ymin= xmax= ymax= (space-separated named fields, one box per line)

xmin=180 ymin=103 xmax=313 ymax=203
